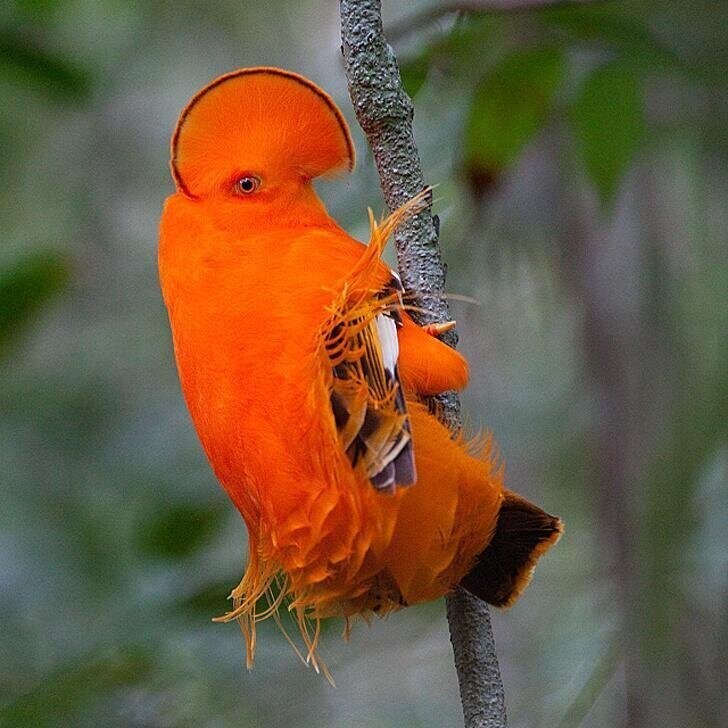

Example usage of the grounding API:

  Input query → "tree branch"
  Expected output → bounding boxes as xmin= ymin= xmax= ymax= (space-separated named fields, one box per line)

xmin=339 ymin=2 xmax=507 ymax=726
xmin=388 ymin=0 xmax=606 ymax=41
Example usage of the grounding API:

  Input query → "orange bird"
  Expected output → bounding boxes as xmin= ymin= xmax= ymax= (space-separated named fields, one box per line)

xmin=159 ymin=67 xmax=562 ymax=672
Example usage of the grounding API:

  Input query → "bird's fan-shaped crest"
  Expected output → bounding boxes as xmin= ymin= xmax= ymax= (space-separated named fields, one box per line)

xmin=171 ymin=67 xmax=355 ymax=197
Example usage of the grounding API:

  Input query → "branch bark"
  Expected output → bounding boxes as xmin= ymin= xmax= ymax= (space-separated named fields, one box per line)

xmin=339 ymin=2 xmax=507 ymax=726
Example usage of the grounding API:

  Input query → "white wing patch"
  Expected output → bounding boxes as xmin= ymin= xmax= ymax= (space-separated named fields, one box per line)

xmin=375 ymin=311 xmax=399 ymax=375
xmin=325 ymin=272 xmax=416 ymax=493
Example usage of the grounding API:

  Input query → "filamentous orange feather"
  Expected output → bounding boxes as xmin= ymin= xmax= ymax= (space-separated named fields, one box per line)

xmin=158 ymin=67 xmax=562 ymax=675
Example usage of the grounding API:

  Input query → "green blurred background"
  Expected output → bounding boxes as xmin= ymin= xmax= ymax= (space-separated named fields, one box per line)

xmin=1 ymin=1 xmax=726 ymax=726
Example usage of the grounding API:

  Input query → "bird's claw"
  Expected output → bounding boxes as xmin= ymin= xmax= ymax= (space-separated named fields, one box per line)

xmin=423 ymin=320 xmax=456 ymax=337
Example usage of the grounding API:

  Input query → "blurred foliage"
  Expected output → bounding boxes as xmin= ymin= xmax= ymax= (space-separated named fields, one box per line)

xmin=136 ymin=503 xmax=227 ymax=560
xmin=0 ymin=251 xmax=68 ymax=353
xmin=400 ymin=52 xmax=430 ymax=98
xmin=400 ymin=0 xmax=726 ymax=202
xmin=570 ymin=61 xmax=645 ymax=202
xmin=464 ymin=46 xmax=564 ymax=177
xmin=0 ymin=0 xmax=726 ymax=727
xmin=0 ymin=648 xmax=154 ymax=728
xmin=0 ymin=27 xmax=90 ymax=102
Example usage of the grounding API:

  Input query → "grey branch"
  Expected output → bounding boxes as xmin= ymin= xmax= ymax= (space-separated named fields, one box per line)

xmin=446 ymin=592 xmax=509 ymax=727
xmin=339 ymin=1 xmax=507 ymax=726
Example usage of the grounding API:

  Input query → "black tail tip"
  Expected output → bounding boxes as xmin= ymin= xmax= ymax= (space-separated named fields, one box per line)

xmin=460 ymin=490 xmax=563 ymax=608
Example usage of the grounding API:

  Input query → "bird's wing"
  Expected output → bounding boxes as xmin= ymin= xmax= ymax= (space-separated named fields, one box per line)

xmin=323 ymin=272 xmax=416 ymax=493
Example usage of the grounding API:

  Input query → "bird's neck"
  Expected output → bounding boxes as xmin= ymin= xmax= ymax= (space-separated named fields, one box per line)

xmin=203 ymin=183 xmax=341 ymax=235
xmin=272 ymin=183 xmax=337 ymax=228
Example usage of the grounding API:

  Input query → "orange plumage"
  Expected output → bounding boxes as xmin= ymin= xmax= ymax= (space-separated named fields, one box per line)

xmin=158 ymin=68 xmax=561 ymax=671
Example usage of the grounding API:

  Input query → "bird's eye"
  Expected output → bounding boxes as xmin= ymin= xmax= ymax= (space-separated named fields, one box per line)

xmin=236 ymin=176 xmax=261 ymax=195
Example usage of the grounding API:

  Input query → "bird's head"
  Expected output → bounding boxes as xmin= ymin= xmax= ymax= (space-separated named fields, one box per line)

xmin=170 ymin=67 xmax=354 ymax=222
